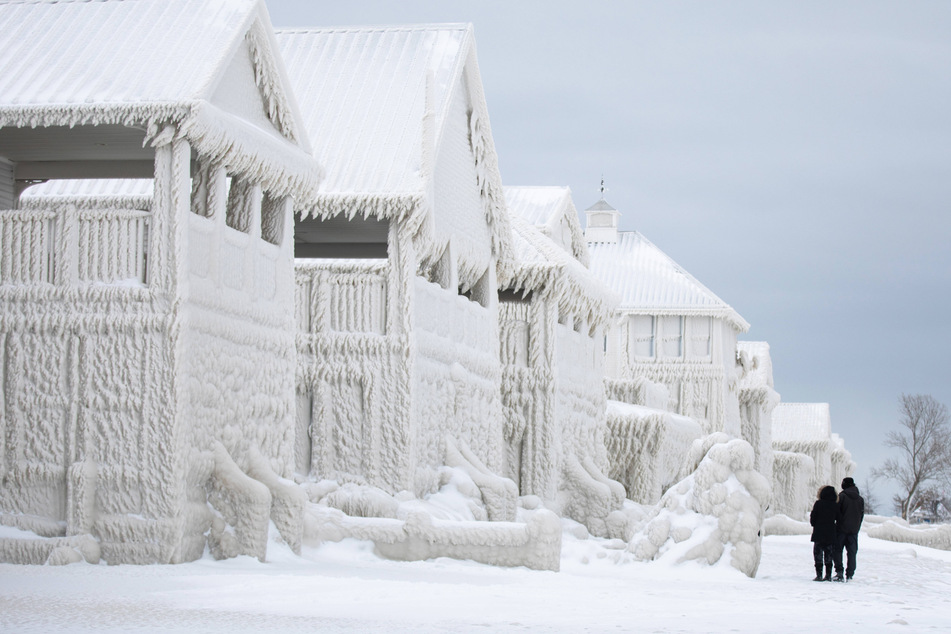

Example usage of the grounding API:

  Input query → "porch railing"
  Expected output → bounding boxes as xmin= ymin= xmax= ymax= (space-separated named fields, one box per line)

xmin=295 ymin=261 xmax=388 ymax=335
xmin=0 ymin=207 xmax=150 ymax=286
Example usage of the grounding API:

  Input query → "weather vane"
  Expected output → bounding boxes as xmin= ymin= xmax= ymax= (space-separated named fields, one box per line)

xmin=600 ymin=175 xmax=606 ymax=199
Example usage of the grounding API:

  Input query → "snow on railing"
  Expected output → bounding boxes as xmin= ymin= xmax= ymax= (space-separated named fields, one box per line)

xmin=0 ymin=207 xmax=149 ymax=286
xmin=295 ymin=260 xmax=388 ymax=335
xmin=77 ymin=209 xmax=149 ymax=284
xmin=0 ymin=208 xmax=58 ymax=284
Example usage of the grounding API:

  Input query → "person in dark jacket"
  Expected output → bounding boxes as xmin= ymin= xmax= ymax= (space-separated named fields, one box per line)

xmin=834 ymin=477 xmax=865 ymax=581
xmin=810 ymin=485 xmax=838 ymax=581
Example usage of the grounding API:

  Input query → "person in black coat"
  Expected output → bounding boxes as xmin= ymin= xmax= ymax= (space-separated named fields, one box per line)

xmin=810 ymin=485 xmax=838 ymax=581
xmin=834 ymin=476 xmax=865 ymax=581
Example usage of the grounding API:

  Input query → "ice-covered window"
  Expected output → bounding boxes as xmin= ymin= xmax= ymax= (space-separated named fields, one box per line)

xmin=260 ymin=191 xmax=285 ymax=246
xmin=461 ymin=266 xmax=493 ymax=308
xmin=687 ymin=316 xmax=712 ymax=359
xmin=630 ymin=315 xmax=655 ymax=360
xmin=659 ymin=316 xmax=683 ymax=359
xmin=573 ymin=315 xmax=584 ymax=333
xmin=190 ymin=161 xmax=220 ymax=218
xmin=225 ymin=176 xmax=259 ymax=234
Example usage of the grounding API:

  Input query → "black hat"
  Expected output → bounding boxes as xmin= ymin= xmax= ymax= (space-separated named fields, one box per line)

xmin=841 ymin=477 xmax=855 ymax=489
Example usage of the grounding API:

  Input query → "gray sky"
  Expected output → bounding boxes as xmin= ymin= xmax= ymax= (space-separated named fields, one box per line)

xmin=266 ymin=1 xmax=951 ymax=511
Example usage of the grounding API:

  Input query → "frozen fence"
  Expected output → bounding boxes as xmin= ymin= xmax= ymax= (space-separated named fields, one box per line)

xmin=0 ymin=206 xmax=149 ymax=286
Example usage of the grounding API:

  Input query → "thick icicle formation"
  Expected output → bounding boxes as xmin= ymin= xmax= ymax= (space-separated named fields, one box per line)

xmin=628 ymin=435 xmax=770 ymax=577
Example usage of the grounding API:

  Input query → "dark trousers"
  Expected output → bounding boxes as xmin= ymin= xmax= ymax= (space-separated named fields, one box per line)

xmin=813 ymin=542 xmax=834 ymax=569
xmin=835 ymin=532 xmax=858 ymax=577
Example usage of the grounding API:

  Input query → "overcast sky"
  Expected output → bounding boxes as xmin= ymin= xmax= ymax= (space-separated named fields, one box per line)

xmin=266 ymin=1 xmax=951 ymax=510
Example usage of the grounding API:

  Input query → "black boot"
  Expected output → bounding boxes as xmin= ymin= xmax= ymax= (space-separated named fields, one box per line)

xmin=813 ymin=564 xmax=823 ymax=581
xmin=833 ymin=572 xmax=845 ymax=582
xmin=824 ymin=564 xmax=832 ymax=581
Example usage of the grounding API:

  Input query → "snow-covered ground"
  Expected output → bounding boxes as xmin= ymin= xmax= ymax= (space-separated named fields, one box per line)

xmin=3 ymin=528 xmax=951 ymax=633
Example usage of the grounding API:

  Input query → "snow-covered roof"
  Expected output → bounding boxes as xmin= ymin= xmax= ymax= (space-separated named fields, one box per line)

xmin=277 ymin=25 xmax=465 ymax=202
xmin=772 ymin=403 xmax=831 ymax=444
xmin=737 ymin=341 xmax=774 ymax=390
xmin=276 ymin=24 xmax=512 ymax=275
xmin=0 ymin=0 xmax=320 ymax=199
xmin=586 ymin=231 xmax=750 ymax=332
xmin=586 ymin=199 xmax=617 ymax=212
xmin=504 ymin=186 xmax=589 ymax=265
xmin=506 ymin=216 xmax=617 ymax=327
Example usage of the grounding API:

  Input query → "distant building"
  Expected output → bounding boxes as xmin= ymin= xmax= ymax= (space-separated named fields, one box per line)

xmin=585 ymin=197 xmax=749 ymax=436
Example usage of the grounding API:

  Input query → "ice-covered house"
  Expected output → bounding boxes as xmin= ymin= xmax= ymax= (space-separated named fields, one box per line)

xmin=276 ymin=26 xmax=516 ymax=514
xmin=582 ymin=198 xmax=747 ymax=503
xmin=771 ymin=402 xmax=847 ymax=519
xmin=829 ymin=433 xmax=855 ymax=489
xmin=736 ymin=341 xmax=780 ymax=479
xmin=0 ymin=0 xmax=321 ymax=564
xmin=500 ymin=186 xmax=623 ymax=534
xmin=585 ymin=197 xmax=750 ymax=436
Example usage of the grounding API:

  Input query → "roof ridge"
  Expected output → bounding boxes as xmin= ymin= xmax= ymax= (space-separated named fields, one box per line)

xmin=275 ymin=23 xmax=471 ymax=35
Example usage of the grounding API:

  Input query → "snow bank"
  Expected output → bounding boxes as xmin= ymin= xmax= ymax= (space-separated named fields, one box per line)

xmin=628 ymin=436 xmax=770 ymax=577
xmin=867 ymin=521 xmax=951 ymax=551
xmin=761 ymin=514 xmax=811 ymax=536
xmin=300 ymin=473 xmax=561 ymax=571
xmin=0 ymin=525 xmax=100 ymax=566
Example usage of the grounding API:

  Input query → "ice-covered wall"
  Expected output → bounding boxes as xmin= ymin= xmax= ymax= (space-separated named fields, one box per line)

xmin=605 ymin=400 xmax=702 ymax=504
xmin=176 ymin=155 xmax=299 ymax=561
xmin=498 ymin=292 xmax=622 ymax=535
xmin=0 ymin=155 xmax=181 ymax=562
xmin=772 ymin=402 xmax=832 ymax=496
xmin=413 ymin=277 xmax=504 ymax=478
xmin=294 ymin=256 xmax=413 ymax=490
xmin=3 ymin=139 xmax=306 ymax=564
xmin=431 ymin=76 xmax=494 ymax=289
xmin=769 ymin=450 xmax=816 ymax=520
xmin=604 ymin=315 xmax=741 ymax=437
xmin=736 ymin=341 xmax=779 ymax=481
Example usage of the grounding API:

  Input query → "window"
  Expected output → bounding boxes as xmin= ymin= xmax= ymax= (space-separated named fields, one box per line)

xmin=631 ymin=315 xmax=655 ymax=360
xmin=687 ymin=316 xmax=712 ymax=359
xmin=226 ymin=177 xmax=258 ymax=234
xmin=190 ymin=161 xmax=225 ymax=218
xmin=659 ymin=316 xmax=683 ymax=359
xmin=260 ymin=191 xmax=286 ymax=246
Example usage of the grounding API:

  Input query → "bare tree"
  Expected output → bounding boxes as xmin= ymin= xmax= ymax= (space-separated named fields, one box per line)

xmin=861 ymin=477 xmax=878 ymax=516
xmin=873 ymin=394 xmax=951 ymax=520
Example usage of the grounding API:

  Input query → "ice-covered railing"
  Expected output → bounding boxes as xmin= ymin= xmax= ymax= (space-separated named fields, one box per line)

xmin=0 ymin=206 xmax=149 ymax=286
xmin=295 ymin=260 xmax=388 ymax=335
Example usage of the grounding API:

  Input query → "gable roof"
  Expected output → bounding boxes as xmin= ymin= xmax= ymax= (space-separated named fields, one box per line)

xmin=506 ymin=215 xmax=617 ymax=328
xmin=0 ymin=0 xmax=319 ymax=199
xmin=275 ymin=24 xmax=512 ymax=275
xmin=772 ymin=403 xmax=831 ymax=444
xmin=277 ymin=25 xmax=466 ymax=203
xmin=504 ymin=186 xmax=589 ymax=265
xmin=586 ymin=231 xmax=750 ymax=332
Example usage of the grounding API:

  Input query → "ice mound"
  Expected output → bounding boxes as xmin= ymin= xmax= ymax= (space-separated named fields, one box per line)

xmin=627 ymin=435 xmax=770 ymax=577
